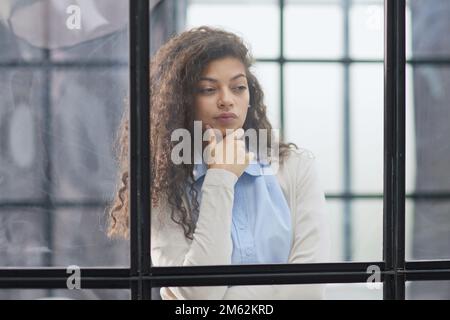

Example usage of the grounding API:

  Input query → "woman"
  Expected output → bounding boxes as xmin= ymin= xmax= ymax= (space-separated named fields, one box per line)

xmin=107 ymin=26 xmax=330 ymax=300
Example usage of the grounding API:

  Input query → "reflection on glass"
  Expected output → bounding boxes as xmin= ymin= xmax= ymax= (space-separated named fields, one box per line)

xmin=0 ymin=208 xmax=48 ymax=266
xmin=0 ymin=289 xmax=130 ymax=300
xmin=51 ymin=70 xmax=128 ymax=202
xmin=409 ymin=0 xmax=450 ymax=58
xmin=406 ymin=281 xmax=450 ymax=300
xmin=0 ymin=1 xmax=130 ymax=271
xmin=0 ymin=70 xmax=44 ymax=200
xmin=406 ymin=0 xmax=450 ymax=298
xmin=407 ymin=65 xmax=450 ymax=262
xmin=2 ymin=1 xmax=126 ymax=53
xmin=407 ymin=200 xmax=450 ymax=261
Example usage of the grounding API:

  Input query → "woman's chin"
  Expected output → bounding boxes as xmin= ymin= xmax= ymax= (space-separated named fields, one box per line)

xmin=203 ymin=121 xmax=241 ymax=137
xmin=219 ymin=126 xmax=239 ymax=136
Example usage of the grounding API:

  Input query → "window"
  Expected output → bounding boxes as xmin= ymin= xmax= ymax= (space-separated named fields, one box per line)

xmin=1 ymin=0 xmax=449 ymax=300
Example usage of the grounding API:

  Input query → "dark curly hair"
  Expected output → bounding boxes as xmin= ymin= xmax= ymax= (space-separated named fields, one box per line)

xmin=106 ymin=26 xmax=297 ymax=240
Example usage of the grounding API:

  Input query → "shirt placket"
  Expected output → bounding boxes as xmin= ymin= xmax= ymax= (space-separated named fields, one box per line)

xmin=234 ymin=180 xmax=255 ymax=264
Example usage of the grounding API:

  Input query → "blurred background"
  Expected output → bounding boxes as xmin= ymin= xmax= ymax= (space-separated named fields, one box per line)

xmin=0 ymin=0 xmax=449 ymax=299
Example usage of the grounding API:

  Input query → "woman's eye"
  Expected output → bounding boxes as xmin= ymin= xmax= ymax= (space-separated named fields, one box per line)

xmin=234 ymin=86 xmax=247 ymax=92
xmin=199 ymin=88 xmax=215 ymax=94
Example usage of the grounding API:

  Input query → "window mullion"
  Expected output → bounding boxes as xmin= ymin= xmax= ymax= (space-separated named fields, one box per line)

xmin=383 ymin=0 xmax=406 ymax=300
xmin=129 ymin=0 xmax=151 ymax=300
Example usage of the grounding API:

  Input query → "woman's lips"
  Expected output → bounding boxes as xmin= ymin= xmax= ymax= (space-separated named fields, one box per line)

xmin=214 ymin=112 xmax=238 ymax=124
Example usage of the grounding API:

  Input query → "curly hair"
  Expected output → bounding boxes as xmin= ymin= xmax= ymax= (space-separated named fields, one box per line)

xmin=106 ymin=26 xmax=297 ymax=240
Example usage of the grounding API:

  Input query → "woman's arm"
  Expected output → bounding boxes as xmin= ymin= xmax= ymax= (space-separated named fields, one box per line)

xmin=151 ymin=168 xmax=238 ymax=300
xmin=222 ymin=150 xmax=331 ymax=300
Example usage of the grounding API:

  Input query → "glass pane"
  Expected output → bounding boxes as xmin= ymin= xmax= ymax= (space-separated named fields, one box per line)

xmin=351 ymin=200 xmax=382 ymax=261
xmin=0 ymin=208 xmax=48 ymax=266
xmin=350 ymin=63 xmax=383 ymax=193
xmin=405 ymin=2 xmax=413 ymax=60
xmin=284 ymin=63 xmax=343 ymax=194
xmin=410 ymin=66 xmax=450 ymax=193
xmin=49 ymin=288 xmax=130 ymax=300
xmin=285 ymin=3 xmax=343 ymax=59
xmin=326 ymin=199 xmax=382 ymax=262
xmin=405 ymin=199 xmax=416 ymax=260
xmin=51 ymin=69 xmax=128 ymax=201
xmin=0 ymin=19 xmax=43 ymax=61
xmin=53 ymin=208 xmax=129 ymax=267
xmin=51 ymin=30 xmax=128 ymax=62
xmin=409 ymin=0 xmax=450 ymax=59
xmin=0 ymin=70 xmax=45 ymax=200
xmin=406 ymin=65 xmax=450 ymax=261
xmin=349 ymin=3 xmax=383 ymax=59
xmin=0 ymin=289 xmax=130 ymax=300
xmin=49 ymin=1 xmax=128 ymax=62
xmin=405 ymin=64 xmax=416 ymax=194
xmin=287 ymin=0 xmax=341 ymax=3
xmin=350 ymin=2 xmax=412 ymax=59
xmin=252 ymin=62 xmax=280 ymax=129
xmin=0 ymin=3 xmax=130 ymax=267
xmin=352 ymin=64 xmax=414 ymax=194
xmin=406 ymin=281 xmax=450 ymax=300
xmin=351 ymin=0 xmax=383 ymax=3
xmin=406 ymin=199 xmax=450 ymax=261
xmin=0 ymin=0 xmax=128 ymax=62
xmin=327 ymin=200 xmax=345 ymax=261
xmin=186 ymin=1 xmax=280 ymax=59
xmin=0 ymin=289 xmax=47 ymax=300
xmin=325 ymin=283 xmax=383 ymax=300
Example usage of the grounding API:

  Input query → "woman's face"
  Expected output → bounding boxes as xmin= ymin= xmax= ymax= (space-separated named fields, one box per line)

xmin=193 ymin=57 xmax=250 ymax=137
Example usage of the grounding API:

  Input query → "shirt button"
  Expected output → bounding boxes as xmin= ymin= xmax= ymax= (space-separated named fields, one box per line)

xmin=245 ymin=248 xmax=253 ymax=256
xmin=239 ymin=225 xmax=246 ymax=230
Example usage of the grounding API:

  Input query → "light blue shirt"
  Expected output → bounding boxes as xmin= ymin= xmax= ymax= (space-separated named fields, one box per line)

xmin=191 ymin=161 xmax=293 ymax=265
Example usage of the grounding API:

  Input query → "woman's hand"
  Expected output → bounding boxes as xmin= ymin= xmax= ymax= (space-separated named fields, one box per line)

xmin=204 ymin=124 xmax=255 ymax=178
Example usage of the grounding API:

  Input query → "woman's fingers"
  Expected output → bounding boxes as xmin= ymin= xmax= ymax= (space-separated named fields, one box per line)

xmin=205 ymin=126 xmax=256 ymax=177
xmin=204 ymin=124 xmax=218 ymax=161
xmin=205 ymin=124 xmax=216 ymax=147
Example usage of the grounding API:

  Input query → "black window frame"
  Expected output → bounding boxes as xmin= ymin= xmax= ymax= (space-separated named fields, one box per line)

xmin=1 ymin=0 xmax=450 ymax=300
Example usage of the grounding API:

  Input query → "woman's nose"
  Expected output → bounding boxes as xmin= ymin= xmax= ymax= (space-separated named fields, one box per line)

xmin=217 ymin=89 xmax=233 ymax=108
